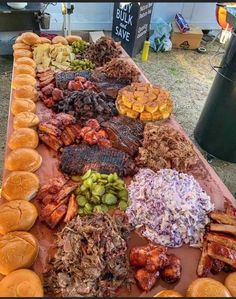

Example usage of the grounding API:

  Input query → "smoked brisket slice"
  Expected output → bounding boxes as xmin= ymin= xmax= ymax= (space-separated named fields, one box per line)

xmin=101 ymin=116 xmax=144 ymax=157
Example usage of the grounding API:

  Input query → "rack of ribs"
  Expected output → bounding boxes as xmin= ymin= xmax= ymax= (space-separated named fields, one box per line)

xmin=60 ymin=144 xmax=137 ymax=177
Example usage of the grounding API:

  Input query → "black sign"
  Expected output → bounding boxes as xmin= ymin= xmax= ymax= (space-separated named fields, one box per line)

xmin=112 ymin=2 xmax=153 ymax=57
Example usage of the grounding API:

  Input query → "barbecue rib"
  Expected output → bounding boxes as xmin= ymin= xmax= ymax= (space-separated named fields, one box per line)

xmin=210 ymin=223 xmax=236 ymax=237
xmin=207 ymin=241 xmax=236 ymax=268
xmin=101 ymin=116 xmax=144 ymax=157
xmin=60 ymin=144 xmax=137 ymax=177
xmin=209 ymin=211 xmax=236 ymax=226
xmin=206 ymin=233 xmax=236 ymax=251
xmin=197 ymin=241 xmax=213 ymax=277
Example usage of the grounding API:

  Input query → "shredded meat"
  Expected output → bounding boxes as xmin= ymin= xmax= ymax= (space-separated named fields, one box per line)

xmin=98 ymin=58 xmax=140 ymax=82
xmin=44 ymin=213 xmax=133 ymax=296
xmin=136 ymin=123 xmax=197 ymax=173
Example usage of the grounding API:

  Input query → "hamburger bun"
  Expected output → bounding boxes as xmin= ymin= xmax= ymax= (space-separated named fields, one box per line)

xmin=0 ymin=269 xmax=43 ymax=297
xmin=14 ymin=49 xmax=33 ymax=59
xmin=225 ymin=272 xmax=236 ymax=296
xmin=154 ymin=290 xmax=182 ymax=297
xmin=39 ymin=36 xmax=51 ymax=44
xmin=52 ymin=35 xmax=68 ymax=45
xmin=15 ymin=57 xmax=36 ymax=69
xmin=12 ymin=74 xmax=36 ymax=89
xmin=8 ymin=128 xmax=39 ymax=150
xmin=15 ymin=35 xmax=23 ymax=43
xmin=14 ymin=64 xmax=36 ymax=77
xmin=11 ymin=99 xmax=36 ymax=115
xmin=13 ymin=112 xmax=39 ymax=129
xmin=0 ymin=200 xmax=38 ymax=234
xmin=13 ymin=43 xmax=31 ymax=51
xmin=5 ymin=148 xmax=42 ymax=172
xmin=66 ymin=35 xmax=82 ymax=44
xmin=13 ymin=85 xmax=38 ymax=102
xmin=21 ymin=32 xmax=41 ymax=46
xmin=186 ymin=278 xmax=231 ymax=297
xmin=0 ymin=232 xmax=38 ymax=275
xmin=2 ymin=171 xmax=39 ymax=201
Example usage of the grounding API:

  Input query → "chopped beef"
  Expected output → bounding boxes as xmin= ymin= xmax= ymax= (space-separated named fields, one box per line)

xmin=44 ymin=213 xmax=133 ymax=297
xmin=52 ymin=90 xmax=118 ymax=126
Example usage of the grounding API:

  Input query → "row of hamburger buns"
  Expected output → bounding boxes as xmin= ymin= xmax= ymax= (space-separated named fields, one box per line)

xmin=3 ymin=33 xmax=41 ymax=201
xmin=0 ymin=32 xmax=43 ymax=297
xmin=153 ymin=275 xmax=236 ymax=297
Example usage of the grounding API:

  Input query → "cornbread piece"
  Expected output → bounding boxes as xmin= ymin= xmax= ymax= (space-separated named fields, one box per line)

xmin=117 ymin=83 xmax=173 ymax=121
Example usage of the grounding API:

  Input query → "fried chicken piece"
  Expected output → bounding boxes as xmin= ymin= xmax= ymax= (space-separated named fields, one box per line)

xmin=146 ymin=247 xmax=169 ymax=272
xmin=211 ymin=259 xmax=225 ymax=275
xmin=64 ymin=194 xmax=78 ymax=223
xmin=135 ymin=268 xmax=159 ymax=291
xmin=197 ymin=241 xmax=213 ymax=277
xmin=130 ymin=246 xmax=149 ymax=267
xmin=161 ymin=254 xmax=182 ymax=283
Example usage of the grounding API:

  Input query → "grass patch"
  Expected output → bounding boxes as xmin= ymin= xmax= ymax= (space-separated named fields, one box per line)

xmin=168 ymin=66 xmax=181 ymax=77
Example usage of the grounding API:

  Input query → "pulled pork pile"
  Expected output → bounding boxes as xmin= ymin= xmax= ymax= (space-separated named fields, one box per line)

xmin=85 ymin=37 xmax=121 ymax=67
xmin=45 ymin=213 xmax=133 ymax=297
xmin=99 ymin=58 xmax=140 ymax=83
xmin=136 ymin=123 xmax=198 ymax=173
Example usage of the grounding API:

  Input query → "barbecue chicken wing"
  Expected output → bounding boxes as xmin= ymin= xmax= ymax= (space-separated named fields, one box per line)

xmin=135 ymin=268 xmax=159 ymax=291
xmin=146 ymin=247 xmax=169 ymax=272
xmin=130 ymin=246 xmax=149 ymax=267
xmin=161 ymin=254 xmax=182 ymax=283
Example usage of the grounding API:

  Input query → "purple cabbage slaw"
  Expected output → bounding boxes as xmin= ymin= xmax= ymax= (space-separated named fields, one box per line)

xmin=126 ymin=168 xmax=214 ymax=248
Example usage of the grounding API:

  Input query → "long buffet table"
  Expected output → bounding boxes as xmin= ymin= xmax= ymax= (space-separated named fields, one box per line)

xmin=1 ymin=46 xmax=235 ymax=296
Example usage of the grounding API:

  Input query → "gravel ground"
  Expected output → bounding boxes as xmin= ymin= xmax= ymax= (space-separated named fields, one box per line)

xmin=0 ymin=40 xmax=235 ymax=195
